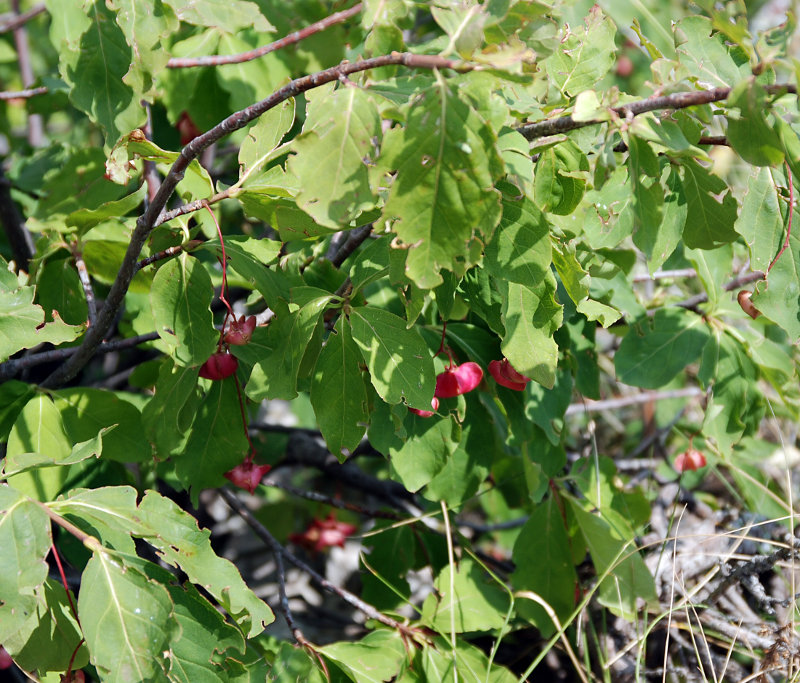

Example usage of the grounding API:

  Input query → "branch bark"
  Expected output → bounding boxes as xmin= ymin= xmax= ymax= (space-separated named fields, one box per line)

xmin=41 ymin=52 xmax=469 ymax=388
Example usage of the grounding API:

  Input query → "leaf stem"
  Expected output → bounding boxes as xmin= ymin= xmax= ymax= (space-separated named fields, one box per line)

xmin=767 ymin=162 xmax=794 ymax=273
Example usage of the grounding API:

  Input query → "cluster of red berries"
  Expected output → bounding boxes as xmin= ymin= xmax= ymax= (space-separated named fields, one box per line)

xmin=409 ymin=357 xmax=532 ymax=418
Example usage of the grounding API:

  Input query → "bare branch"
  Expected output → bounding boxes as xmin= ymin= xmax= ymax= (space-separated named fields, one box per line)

xmin=167 ymin=3 xmax=363 ymax=68
xmin=673 ymin=270 xmax=766 ymax=312
xmin=565 ymin=387 xmax=704 ymax=417
xmin=72 ymin=249 xmax=97 ymax=327
xmin=0 ymin=2 xmax=45 ymax=33
xmin=0 ymin=86 xmax=48 ymax=100
xmin=330 ymin=224 xmax=373 ymax=268
xmin=0 ymin=165 xmax=34 ymax=269
xmin=11 ymin=0 xmax=44 ymax=146
xmin=518 ymin=84 xmax=797 ymax=141
xmin=41 ymin=52 xmax=469 ymax=388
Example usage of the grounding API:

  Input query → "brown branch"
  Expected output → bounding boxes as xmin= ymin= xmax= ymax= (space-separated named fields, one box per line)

xmin=0 ymin=332 xmax=159 ymax=380
xmin=11 ymin=0 xmax=43 ymax=146
xmin=167 ymin=3 xmax=363 ymax=69
xmin=0 ymin=2 xmax=45 ymax=33
xmin=0 ymin=86 xmax=47 ymax=100
xmin=564 ymin=387 xmax=704 ymax=417
xmin=134 ymin=242 xmax=201 ymax=273
xmin=72 ymin=248 xmax=97 ymax=327
xmin=672 ymin=270 xmax=766 ymax=312
xmin=154 ymin=188 xmax=236 ymax=227
xmin=219 ymin=487 xmax=414 ymax=636
xmin=330 ymin=224 xmax=373 ymax=268
xmin=0 ymin=164 xmax=34 ymax=269
xmin=518 ymin=84 xmax=797 ymax=141
xmin=41 ymin=51 xmax=469 ymax=389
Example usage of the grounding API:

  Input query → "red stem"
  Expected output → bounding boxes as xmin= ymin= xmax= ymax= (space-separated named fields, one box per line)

xmin=50 ymin=543 xmax=79 ymax=623
xmin=203 ymin=202 xmax=234 ymax=348
xmin=768 ymin=162 xmax=794 ymax=273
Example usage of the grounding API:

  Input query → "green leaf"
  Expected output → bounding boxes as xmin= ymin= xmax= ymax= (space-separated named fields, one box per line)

xmin=247 ymin=296 xmax=332 ymax=401
xmin=163 ymin=0 xmax=273 ymax=32
xmin=380 ymin=77 xmax=503 ymax=288
xmin=615 ymin=308 xmax=710 ymax=389
xmin=726 ymin=80 xmax=784 ymax=167
xmin=679 ymin=158 xmax=739 ymax=249
xmin=0 ymin=487 xmax=51 ymax=642
xmin=568 ymin=498 xmax=659 ymax=619
xmin=268 ymin=642 xmax=326 ymax=683
xmin=484 ymin=191 xmax=552 ymax=288
xmin=734 ymin=166 xmax=784 ymax=273
xmin=512 ymin=496 xmax=576 ymax=635
xmin=150 ymin=253 xmax=218 ymax=367
xmin=176 ymin=379 xmax=250 ymax=496
xmin=311 ymin=317 xmax=370 ymax=461
xmin=0 ymin=381 xmax=35 ymax=442
xmin=0 ymin=285 xmax=84 ymax=363
xmin=638 ymin=165 xmax=687 ymax=273
xmin=35 ymin=257 xmax=88 ymax=325
xmin=499 ymin=274 xmax=562 ymax=389
xmin=6 ymin=395 xmax=75 ymax=501
xmin=46 ymin=0 xmax=144 ymax=146
xmin=350 ymin=235 xmax=391 ymax=294
xmin=142 ymin=360 xmax=200 ymax=458
xmin=684 ymin=244 xmax=733 ymax=310
xmin=78 ymin=551 xmax=174 ymax=682
xmin=533 ymin=140 xmax=589 ymax=215
xmin=422 ymin=557 xmax=510 ymax=633
xmin=675 ymin=15 xmax=750 ymax=88
xmin=136 ymin=491 xmax=274 ymax=637
xmin=238 ymin=99 xmax=295 ymax=178
xmin=349 ymin=306 xmax=435 ymax=410
xmin=544 ymin=5 xmax=616 ymax=96
xmin=321 ymin=631 xmax=406 ymax=683
xmin=289 ymin=86 xmax=382 ymax=228
xmin=55 ymin=388 xmax=151 ymax=463
xmin=65 ymin=185 xmax=148 ymax=234
xmin=2 ymin=428 xmax=111 ymax=478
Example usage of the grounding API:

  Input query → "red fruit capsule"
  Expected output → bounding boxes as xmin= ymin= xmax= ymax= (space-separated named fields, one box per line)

xmin=674 ymin=448 xmax=706 ymax=473
xmin=409 ymin=397 xmax=439 ymax=418
xmin=224 ymin=315 xmax=257 ymax=346
xmin=199 ymin=352 xmax=238 ymax=380
xmin=224 ymin=458 xmax=271 ymax=494
xmin=489 ymin=359 xmax=530 ymax=391
xmin=435 ymin=362 xmax=483 ymax=398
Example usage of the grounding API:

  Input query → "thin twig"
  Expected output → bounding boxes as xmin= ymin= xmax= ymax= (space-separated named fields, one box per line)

xmin=330 ymin=224 xmax=373 ymax=268
xmin=11 ymin=0 xmax=43 ymax=147
xmin=134 ymin=242 xmax=202 ymax=273
xmin=219 ymin=487 xmax=414 ymax=635
xmin=72 ymin=248 xmax=97 ymax=327
xmin=0 ymin=332 xmax=160 ymax=379
xmin=672 ymin=270 xmax=766 ymax=312
xmin=41 ymin=51 xmax=469 ymax=389
xmin=518 ymin=84 xmax=797 ymax=141
xmin=0 ymin=2 xmax=45 ymax=33
xmin=0 ymin=86 xmax=47 ymax=100
xmin=167 ymin=3 xmax=363 ymax=68
xmin=155 ymin=188 xmax=237 ymax=226
xmin=0 ymin=165 xmax=34 ymax=269
xmin=565 ymin=387 xmax=703 ymax=417
xmin=632 ymin=268 xmax=697 ymax=283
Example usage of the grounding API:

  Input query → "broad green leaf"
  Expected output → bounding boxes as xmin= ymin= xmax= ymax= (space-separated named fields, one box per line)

xmin=290 ymin=86 xmax=382 ymax=228
xmin=107 ymin=0 xmax=178 ymax=96
xmin=684 ymin=244 xmax=733 ymax=310
xmin=499 ymin=275 xmax=562 ymax=389
xmin=2 ymin=427 xmax=111 ymax=478
xmin=268 ymin=642 xmax=326 ymax=683
xmin=176 ymin=379 xmax=250 ymax=496
xmin=311 ymin=317 xmax=370 ymax=461
xmin=0 ymin=381 xmax=35 ymax=442
xmin=551 ymin=240 xmax=589 ymax=304
xmin=726 ymin=80 xmax=784 ymax=167
xmin=680 ymin=158 xmax=739 ymax=249
xmin=137 ymin=491 xmax=274 ymax=637
xmin=46 ymin=0 xmax=144 ymax=146
xmin=628 ymin=137 xmax=664 ymax=253
xmin=163 ymin=0 xmax=273 ymax=32
xmin=238 ymin=99 xmax=295 ymax=178
xmin=164 ymin=583 xmax=246 ymax=683
xmin=142 ymin=360 xmax=201 ymax=458
xmin=544 ymin=5 xmax=616 ymax=96
xmin=675 ymin=16 xmax=750 ymax=88
xmin=363 ymin=0 xmax=412 ymax=26
xmin=533 ymin=140 xmax=589 ymax=215
xmin=0 ymin=487 xmax=51 ymax=641
xmin=484 ymin=191 xmax=551 ymax=288
xmin=321 ymin=631 xmax=406 ymax=683
xmin=752 ymin=221 xmax=800 ymax=339
xmin=432 ymin=4 xmax=488 ymax=56
xmin=380 ymin=78 xmax=503 ymax=288
xmin=247 ymin=297 xmax=332 ymax=401
xmin=734 ymin=166 xmax=784 ymax=273
xmin=35 ymin=257 xmax=88 ymax=325
xmin=2 ymin=579 xmax=87 ymax=675
xmin=150 ymin=253 xmax=218 ymax=367
xmin=55 ymin=388 xmax=151 ymax=463
xmin=65 ymin=185 xmax=147 ymax=234
xmin=216 ymin=33 xmax=291 ymax=112
xmin=422 ymin=557 xmax=509 ymax=632
xmin=389 ymin=416 xmax=456 ymax=493
xmin=0 ymin=286 xmax=84 ymax=363
xmin=6 ymin=395 xmax=75 ymax=501
xmin=615 ymin=308 xmax=710 ymax=389
xmin=349 ymin=306 xmax=435 ymax=410
xmin=526 ymin=368 xmax=573 ymax=446
xmin=639 ymin=165 xmax=687 ymax=273
xmin=419 ymin=636 xmax=517 ymax=683
xmin=569 ymin=498 xmax=659 ymax=619
xmin=350 ymin=235 xmax=391 ymax=294
xmin=78 ymin=551 xmax=174 ymax=682
xmin=512 ymin=496 xmax=576 ymax=635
